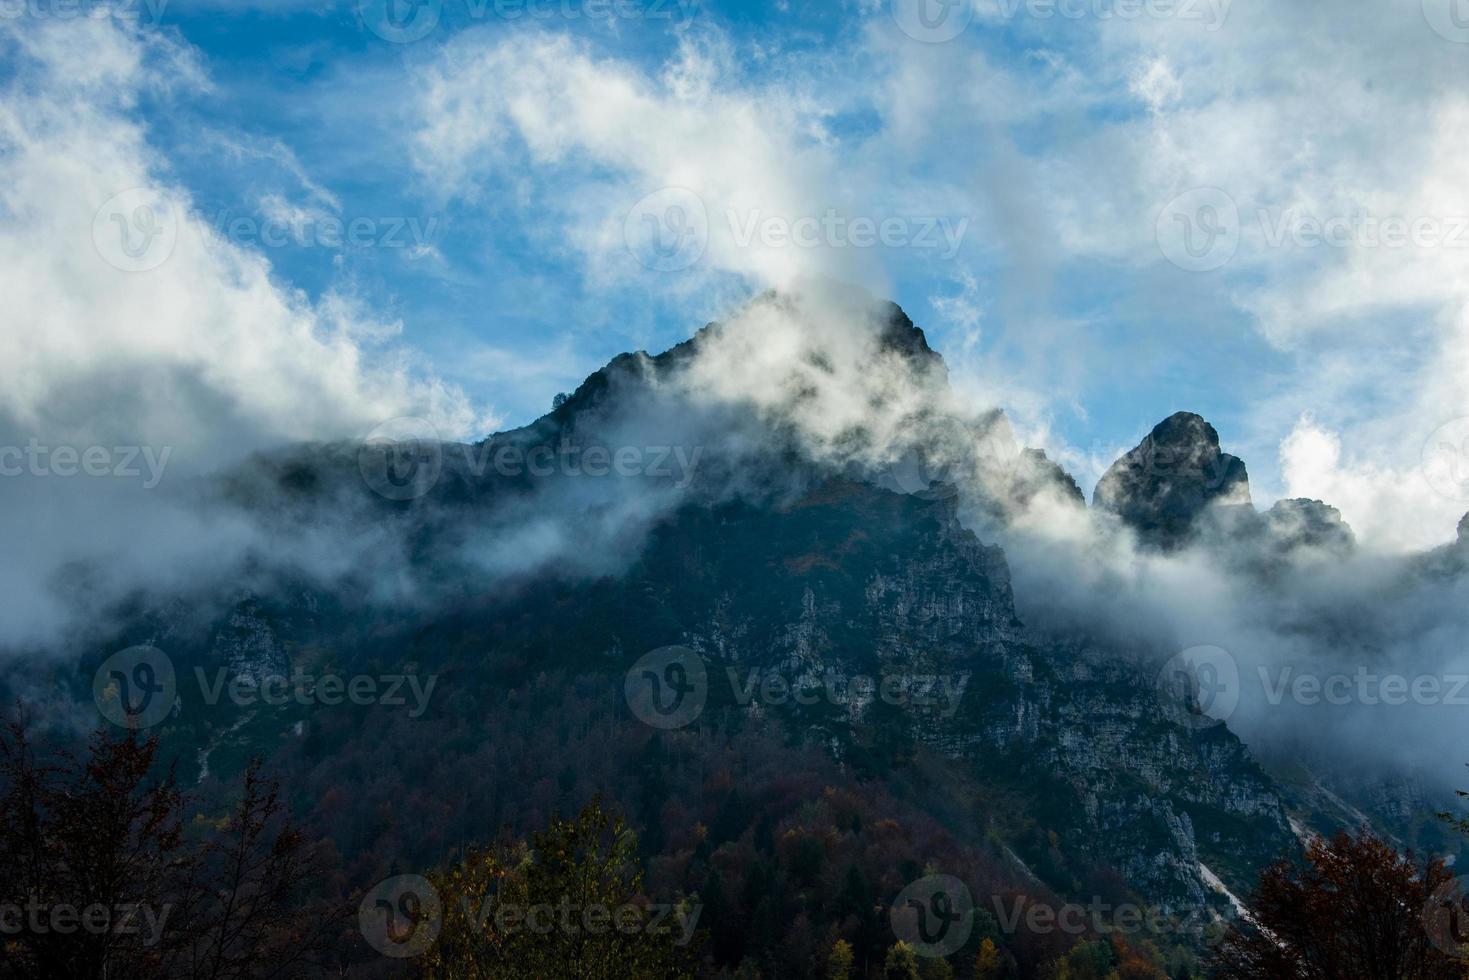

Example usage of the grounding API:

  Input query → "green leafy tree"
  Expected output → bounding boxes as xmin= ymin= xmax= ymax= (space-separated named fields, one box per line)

xmin=825 ymin=938 xmax=854 ymax=979
xmin=1051 ymin=939 xmax=1116 ymax=980
xmin=884 ymin=941 xmax=922 ymax=980
xmin=975 ymin=939 xmax=1003 ymax=980
xmin=919 ymin=954 xmax=955 ymax=979
xmin=420 ymin=799 xmax=695 ymax=979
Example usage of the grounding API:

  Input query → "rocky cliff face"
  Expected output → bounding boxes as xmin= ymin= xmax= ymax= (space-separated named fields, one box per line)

xmin=638 ymin=479 xmax=1293 ymax=913
xmin=211 ymin=597 xmax=290 ymax=685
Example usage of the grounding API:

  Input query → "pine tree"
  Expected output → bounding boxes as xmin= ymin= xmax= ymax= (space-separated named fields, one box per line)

xmin=825 ymin=938 xmax=854 ymax=980
xmin=919 ymin=955 xmax=955 ymax=980
xmin=884 ymin=941 xmax=922 ymax=980
xmin=975 ymin=938 xmax=1002 ymax=980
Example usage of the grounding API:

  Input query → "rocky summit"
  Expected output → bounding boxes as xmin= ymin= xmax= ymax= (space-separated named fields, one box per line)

xmin=1093 ymin=412 xmax=1252 ymax=550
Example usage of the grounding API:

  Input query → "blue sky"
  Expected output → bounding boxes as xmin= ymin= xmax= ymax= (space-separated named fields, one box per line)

xmin=4 ymin=0 xmax=1469 ymax=548
xmin=140 ymin=1 xmax=1261 ymax=444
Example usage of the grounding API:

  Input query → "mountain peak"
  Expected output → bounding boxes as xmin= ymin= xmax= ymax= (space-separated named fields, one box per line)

xmin=1263 ymin=498 xmax=1355 ymax=556
xmin=511 ymin=281 xmax=946 ymax=444
xmin=1093 ymin=411 xmax=1251 ymax=549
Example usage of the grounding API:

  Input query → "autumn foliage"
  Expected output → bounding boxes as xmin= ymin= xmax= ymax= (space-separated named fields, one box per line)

xmin=1210 ymin=829 xmax=1465 ymax=980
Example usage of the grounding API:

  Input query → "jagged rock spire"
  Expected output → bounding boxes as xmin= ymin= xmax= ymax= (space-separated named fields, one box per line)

xmin=1093 ymin=412 xmax=1251 ymax=550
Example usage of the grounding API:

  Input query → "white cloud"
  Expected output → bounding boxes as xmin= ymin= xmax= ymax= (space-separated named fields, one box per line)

xmin=1280 ymin=414 xmax=1467 ymax=553
xmin=0 ymin=18 xmax=491 ymax=648
xmin=0 ymin=18 xmax=486 ymax=469
xmin=410 ymin=28 xmax=921 ymax=294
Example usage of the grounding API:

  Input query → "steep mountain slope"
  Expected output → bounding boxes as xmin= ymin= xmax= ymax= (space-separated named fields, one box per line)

xmin=11 ymin=285 xmax=1464 ymax=974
